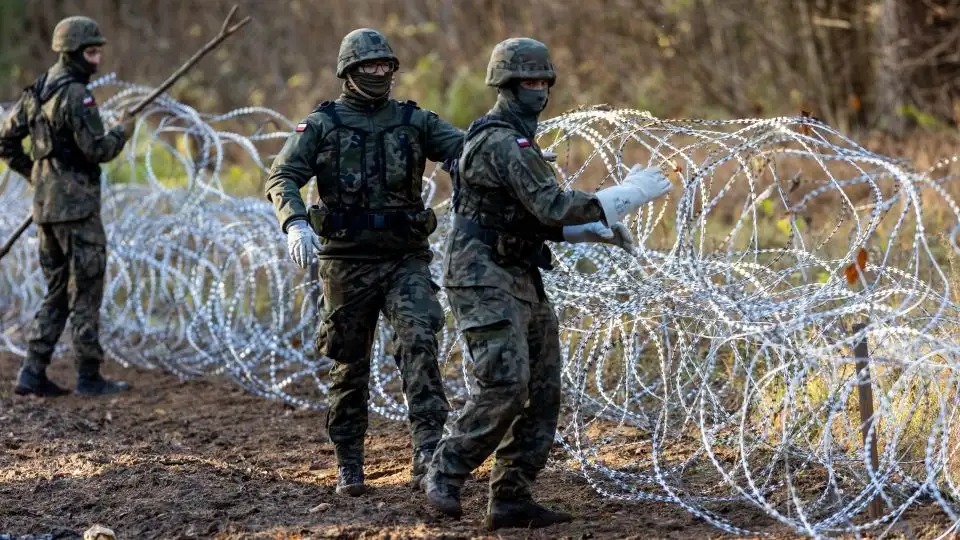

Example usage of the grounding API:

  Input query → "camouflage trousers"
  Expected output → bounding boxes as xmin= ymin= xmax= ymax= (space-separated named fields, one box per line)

xmin=431 ymin=285 xmax=563 ymax=500
xmin=24 ymin=214 xmax=107 ymax=376
xmin=317 ymin=253 xmax=450 ymax=467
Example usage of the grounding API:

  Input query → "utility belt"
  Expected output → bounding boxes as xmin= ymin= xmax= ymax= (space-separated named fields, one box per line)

xmin=307 ymin=205 xmax=437 ymax=239
xmin=453 ymin=215 xmax=553 ymax=271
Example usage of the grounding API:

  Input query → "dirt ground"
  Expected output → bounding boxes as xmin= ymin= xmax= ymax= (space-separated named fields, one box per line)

xmin=0 ymin=354 xmax=952 ymax=539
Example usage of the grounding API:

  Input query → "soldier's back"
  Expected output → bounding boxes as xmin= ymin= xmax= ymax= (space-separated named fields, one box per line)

xmin=27 ymin=65 xmax=117 ymax=224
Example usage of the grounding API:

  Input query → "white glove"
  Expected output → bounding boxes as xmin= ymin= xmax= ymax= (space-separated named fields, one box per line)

xmin=595 ymin=164 xmax=673 ymax=224
xmin=286 ymin=219 xmax=321 ymax=269
xmin=562 ymin=221 xmax=634 ymax=252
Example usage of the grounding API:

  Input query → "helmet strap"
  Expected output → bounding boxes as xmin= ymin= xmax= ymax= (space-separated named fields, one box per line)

xmin=346 ymin=72 xmax=391 ymax=100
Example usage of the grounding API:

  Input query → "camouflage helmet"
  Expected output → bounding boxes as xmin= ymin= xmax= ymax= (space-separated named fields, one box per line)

xmin=485 ymin=38 xmax=556 ymax=87
xmin=51 ymin=16 xmax=106 ymax=53
xmin=336 ymin=28 xmax=399 ymax=78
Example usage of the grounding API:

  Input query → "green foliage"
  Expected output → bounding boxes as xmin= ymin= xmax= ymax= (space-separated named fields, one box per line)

xmin=444 ymin=65 xmax=490 ymax=127
xmin=896 ymin=105 xmax=947 ymax=131
xmin=758 ymin=199 xmax=774 ymax=217
xmin=632 ymin=67 xmax=668 ymax=114
xmin=397 ymin=53 xmax=443 ymax=113
xmin=104 ymin=131 xmax=188 ymax=187
xmin=0 ymin=0 xmax=26 ymax=89
xmin=396 ymin=53 xmax=489 ymax=129
xmin=663 ymin=0 xmax=694 ymax=15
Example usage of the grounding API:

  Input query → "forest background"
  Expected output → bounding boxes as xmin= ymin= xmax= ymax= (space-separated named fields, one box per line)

xmin=1 ymin=0 xmax=959 ymax=190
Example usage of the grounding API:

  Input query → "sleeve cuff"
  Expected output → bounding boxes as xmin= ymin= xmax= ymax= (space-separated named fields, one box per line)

xmin=281 ymin=215 xmax=308 ymax=233
xmin=545 ymin=226 xmax=566 ymax=242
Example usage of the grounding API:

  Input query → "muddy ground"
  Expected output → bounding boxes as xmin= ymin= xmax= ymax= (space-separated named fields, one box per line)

xmin=0 ymin=354 xmax=952 ymax=539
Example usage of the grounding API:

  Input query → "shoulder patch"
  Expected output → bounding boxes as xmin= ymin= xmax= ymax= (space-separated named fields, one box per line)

xmin=516 ymin=137 xmax=531 ymax=148
xmin=295 ymin=122 xmax=308 ymax=132
xmin=82 ymin=95 xmax=95 ymax=107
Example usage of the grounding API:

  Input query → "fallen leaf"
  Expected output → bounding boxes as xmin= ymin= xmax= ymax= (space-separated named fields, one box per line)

xmin=844 ymin=248 xmax=868 ymax=285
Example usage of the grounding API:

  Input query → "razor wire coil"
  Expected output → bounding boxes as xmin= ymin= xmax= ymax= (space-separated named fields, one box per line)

xmin=2 ymin=76 xmax=960 ymax=537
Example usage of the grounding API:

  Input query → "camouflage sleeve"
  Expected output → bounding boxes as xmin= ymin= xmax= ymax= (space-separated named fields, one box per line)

xmin=422 ymin=110 xmax=465 ymax=162
xmin=0 ymin=95 xmax=34 ymax=179
xmin=264 ymin=116 xmax=321 ymax=232
xmin=63 ymin=84 xmax=128 ymax=164
xmin=492 ymin=134 xmax=605 ymax=228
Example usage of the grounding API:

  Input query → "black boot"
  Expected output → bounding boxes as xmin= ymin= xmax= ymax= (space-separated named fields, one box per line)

xmin=14 ymin=366 xmax=70 ymax=397
xmin=485 ymin=497 xmax=573 ymax=530
xmin=336 ymin=463 xmax=367 ymax=496
xmin=421 ymin=469 xmax=462 ymax=519
xmin=409 ymin=444 xmax=436 ymax=490
xmin=76 ymin=373 xmax=131 ymax=396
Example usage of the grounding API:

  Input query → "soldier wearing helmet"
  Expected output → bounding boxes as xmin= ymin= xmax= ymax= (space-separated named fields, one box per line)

xmin=264 ymin=28 xmax=464 ymax=496
xmin=0 ymin=16 xmax=135 ymax=398
xmin=419 ymin=38 xmax=673 ymax=529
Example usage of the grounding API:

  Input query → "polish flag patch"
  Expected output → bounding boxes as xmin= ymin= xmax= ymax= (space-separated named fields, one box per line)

xmin=295 ymin=122 xmax=308 ymax=132
xmin=516 ymin=137 xmax=531 ymax=148
xmin=82 ymin=95 xmax=95 ymax=107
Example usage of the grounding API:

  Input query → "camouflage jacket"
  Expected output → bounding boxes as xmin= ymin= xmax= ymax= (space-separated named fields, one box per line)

xmin=264 ymin=97 xmax=464 ymax=260
xmin=0 ymin=61 xmax=129 ymax=224
xmin=442 ymin=104 xmax=605 ymax=303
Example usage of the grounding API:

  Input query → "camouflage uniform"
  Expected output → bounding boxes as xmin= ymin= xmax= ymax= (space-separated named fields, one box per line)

xmin=422 ymin=38 xmax=605 ymax=529
xmin=0 ymin=17 xmax=132 ymax=397
xmin=264 ymin=28 xmax=464 ymax=494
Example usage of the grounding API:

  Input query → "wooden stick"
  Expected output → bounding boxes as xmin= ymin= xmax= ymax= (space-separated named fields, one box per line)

xmin=853 ymin=321 xmax=883 ymax=520
xmin=1 ymin=6 xmax=251 ymax=261
xmin=0 ymin=214 xmax=33 ymax=259
xmin=129 ymin=7 xmax=251 ymax=115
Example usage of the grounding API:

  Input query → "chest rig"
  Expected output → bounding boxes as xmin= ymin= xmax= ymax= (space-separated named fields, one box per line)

xmin=450 ymin=114 xmax=553 ymax=271
xmin=307 ymin=99 xmax=436 ymax=239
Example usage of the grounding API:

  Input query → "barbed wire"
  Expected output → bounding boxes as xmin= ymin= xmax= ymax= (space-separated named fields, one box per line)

xmin=2 ymin=76 xmax=960 ymax=536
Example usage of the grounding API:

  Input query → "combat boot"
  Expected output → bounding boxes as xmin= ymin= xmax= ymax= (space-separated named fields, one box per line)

xmin=484 ymin=497 xmax=573 ymax=530
xmin=409 ymin=444 xmax=436 ymax=490
xmin=76 ymin=373 xmax=131 ymax=396
xmin=336 ymin=464 xmax=367 ymax=496
xmin=421 ymin=469 xmax=462 ymax=519
xmin=13 ymin=366 xmax=70 ymax=397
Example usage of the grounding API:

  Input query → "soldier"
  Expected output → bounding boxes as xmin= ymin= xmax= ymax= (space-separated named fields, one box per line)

xmin=0 ymin=16 xmax=135 ymax=397
xmin=420 ymin=38 xmax=673 ymax=529
xmin=264 ymin=28 xmax=464 ymax=496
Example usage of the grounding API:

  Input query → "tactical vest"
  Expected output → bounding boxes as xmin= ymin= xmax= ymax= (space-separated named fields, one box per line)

xmin=451 ymin=114 xmax=554 ymax=270
xmin=307 ymin=99 xmax=436 ymax=239
xmin=23 ymin=72 xmax=98 ymax=176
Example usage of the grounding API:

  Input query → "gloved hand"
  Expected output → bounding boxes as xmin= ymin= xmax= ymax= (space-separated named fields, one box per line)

xmin=562 ymin=221 xmax=634 ymax=252
xmin=117 ymin=109 xmax=136 ymax=137
xmin=286 ymin=219 xmax=322 ymax=269
xmin=595 ymin=164 xmax=672 ymax=224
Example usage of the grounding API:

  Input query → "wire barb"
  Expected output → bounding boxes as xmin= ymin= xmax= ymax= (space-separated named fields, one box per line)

xmin=2 ymin=77 xmax=960 ymax=536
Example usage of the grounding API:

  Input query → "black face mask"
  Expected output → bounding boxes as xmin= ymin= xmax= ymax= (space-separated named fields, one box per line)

xmin=61 ymin=49 xmax=98 ymax=79
xmin=512 ymin=86 xmax=549 ymax=115
xmin=346 ymin=71 xmax=392 ymax=100
xmin=495 ymin=84 xmax=550 ymax=139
